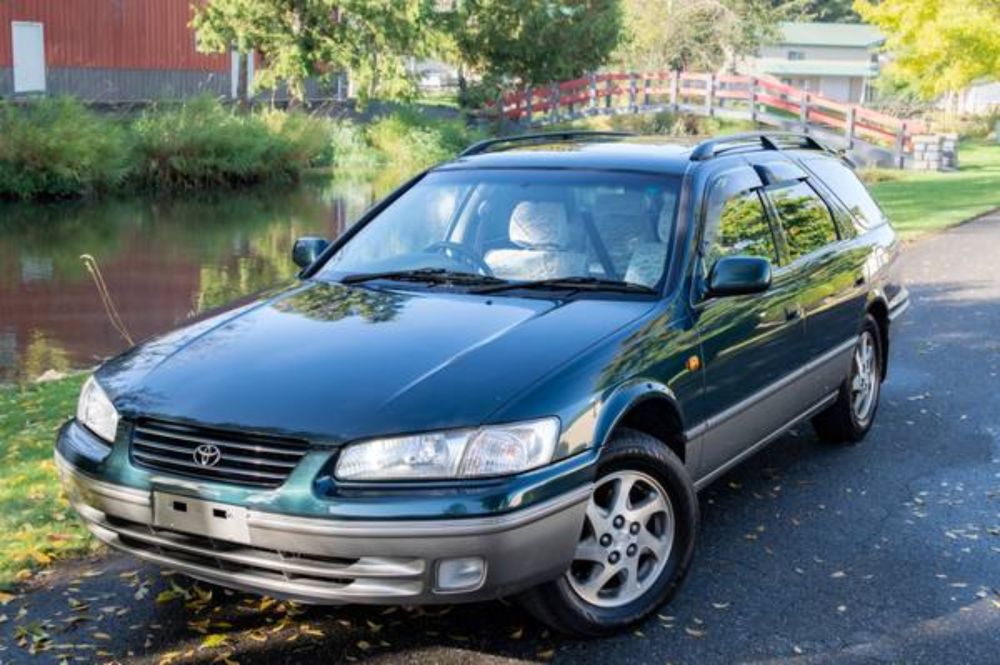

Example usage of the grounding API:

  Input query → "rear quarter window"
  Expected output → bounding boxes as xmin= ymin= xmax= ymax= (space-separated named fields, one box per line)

xmin=765 ymin=181 xmax=838 ymax=261
xmin=804 ymin=158 xmax=887 ymax=229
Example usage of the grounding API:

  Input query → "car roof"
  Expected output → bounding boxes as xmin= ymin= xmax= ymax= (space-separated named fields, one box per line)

xmin=436 ymin=136 xmax=698 ymax=176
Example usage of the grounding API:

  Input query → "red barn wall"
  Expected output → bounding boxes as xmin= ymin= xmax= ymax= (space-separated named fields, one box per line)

xmin=0 ymin=0 xmax=227 ymax=71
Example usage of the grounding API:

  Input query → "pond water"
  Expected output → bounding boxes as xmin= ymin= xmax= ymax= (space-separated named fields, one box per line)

xmin=0 ymin=177 xmax=390 ymax=384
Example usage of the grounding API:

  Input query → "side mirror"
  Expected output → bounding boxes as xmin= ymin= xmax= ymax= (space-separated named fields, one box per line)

xmin=707 ymin=256 xmax=772 ymax=297
xmin=292 ymin=236 xmax=329 ymax=269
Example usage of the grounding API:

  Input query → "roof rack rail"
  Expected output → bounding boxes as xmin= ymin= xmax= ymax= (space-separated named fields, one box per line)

xmin=690 ymin=132 xmax=832 ymax=161
xmin=459 ymin=131 xmax=635 ymax=157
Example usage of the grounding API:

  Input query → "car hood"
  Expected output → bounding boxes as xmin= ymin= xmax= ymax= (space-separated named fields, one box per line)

xmin=98 ymin=281 xmax=654 ymax=443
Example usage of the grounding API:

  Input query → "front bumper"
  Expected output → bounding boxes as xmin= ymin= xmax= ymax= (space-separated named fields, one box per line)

xmin=888 ymin=287 xmax=910 ymax=323
xmin=56 ymin=451 xmax=590 ymax=604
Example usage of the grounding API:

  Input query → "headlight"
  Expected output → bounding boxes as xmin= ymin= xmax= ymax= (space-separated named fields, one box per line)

xmin=334 ymin=418 xmax=560 ymax=481
xmin=76 ymin=376 xmax=120 ymax=443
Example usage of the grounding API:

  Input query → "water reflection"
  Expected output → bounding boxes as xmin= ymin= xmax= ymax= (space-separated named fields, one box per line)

xmin=0 ymin=178 xmax=382 ymax=383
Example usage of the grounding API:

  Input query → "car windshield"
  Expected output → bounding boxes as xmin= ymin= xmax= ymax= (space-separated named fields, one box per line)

xmin=316 ymin=169 xmax=681 ymax=291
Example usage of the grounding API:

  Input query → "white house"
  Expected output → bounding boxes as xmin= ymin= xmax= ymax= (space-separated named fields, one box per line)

xmin=412 ymin=59 xmax=460 ymax=91
xmin=742 ymin=22 xmax=884 ymax=104
xmin=954 ymin=81 xmax=1000 ymax=115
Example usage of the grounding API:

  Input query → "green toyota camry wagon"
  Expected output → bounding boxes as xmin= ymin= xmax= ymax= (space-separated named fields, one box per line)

xmin=58 ymin=131 xmax=909 ymax=636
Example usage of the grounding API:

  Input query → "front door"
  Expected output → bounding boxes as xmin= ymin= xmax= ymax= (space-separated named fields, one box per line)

xmin=689 ymin=167 xmax=806 ymax=481
xmin=12 ymin=22 xmax=46 ymax=94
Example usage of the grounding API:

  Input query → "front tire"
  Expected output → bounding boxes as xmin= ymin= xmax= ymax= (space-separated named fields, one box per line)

xmin=518 ymin=428 xmax=698 ymax=637
xmin=812 ymin=314 xmax=883 ymax=444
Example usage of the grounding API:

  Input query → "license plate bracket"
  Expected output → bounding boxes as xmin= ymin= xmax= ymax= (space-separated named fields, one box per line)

xmin=152 ymin=492 xmax=251 ymax=545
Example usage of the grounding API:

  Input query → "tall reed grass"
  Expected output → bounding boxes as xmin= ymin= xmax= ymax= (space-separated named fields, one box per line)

xmin=0 ymin=97 xmax=482 ymax=201
xmin=0 ymin=97 xmax=334 ymax=200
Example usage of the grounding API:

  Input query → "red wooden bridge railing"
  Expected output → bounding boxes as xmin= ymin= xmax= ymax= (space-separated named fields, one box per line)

xmin=486 ymin=72 xmax=927 ymax=166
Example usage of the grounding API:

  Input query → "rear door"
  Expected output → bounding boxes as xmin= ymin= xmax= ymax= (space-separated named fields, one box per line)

xmin=757 ymin=164 xmax=863 ymax=402
xmin=761 ymin=172 xmax=862 ymax=355
xmin=690 ymin=165 xmax=806 ymax=480
xmin=797 ymin=155 xmax=876 ymax=346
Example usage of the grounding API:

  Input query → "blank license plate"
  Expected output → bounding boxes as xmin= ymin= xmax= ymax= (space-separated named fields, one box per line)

xmin=153 ymin=492 xmax=251 ymax=545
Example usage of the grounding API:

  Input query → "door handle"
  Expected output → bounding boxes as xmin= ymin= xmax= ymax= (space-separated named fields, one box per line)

xmin=785 ymin=306 xmax=802 ymax=321
xmin=854 ymin=274 xmax=866 ymax=287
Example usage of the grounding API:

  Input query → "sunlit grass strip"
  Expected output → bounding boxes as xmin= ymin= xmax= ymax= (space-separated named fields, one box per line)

xmin=0 ymin=375 xmax=95 ymax=588
xmin=866 ymin=141 xmax=1000 ymax=239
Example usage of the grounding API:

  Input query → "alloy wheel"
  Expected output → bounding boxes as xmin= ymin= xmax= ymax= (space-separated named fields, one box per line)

xmin=851 ymin=330 xmax=879 ymax=425
xmin=566 ymin=470 xmax=674 ymax=608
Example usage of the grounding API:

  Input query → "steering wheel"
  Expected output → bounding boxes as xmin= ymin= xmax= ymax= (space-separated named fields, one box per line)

xmin=424 ymin=241 xmax=494 ymax=276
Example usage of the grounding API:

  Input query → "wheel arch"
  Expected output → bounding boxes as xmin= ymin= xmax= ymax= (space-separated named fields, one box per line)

xmin=594 ymin=381 xmax=687 ymax=465
xmin=866 ymin=296 xmax=890 ymax=379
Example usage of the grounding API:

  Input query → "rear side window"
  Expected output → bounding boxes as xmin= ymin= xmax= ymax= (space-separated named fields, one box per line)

xmin=704 ymin=189 xmax=777 ymax=266
xmin=766 ymin=181 xmax=838 ymax=261
xmin=804 ymin=158 xmax=886 ymax=228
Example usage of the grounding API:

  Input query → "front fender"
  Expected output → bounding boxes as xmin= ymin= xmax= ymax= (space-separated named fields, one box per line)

xmin=592 ymin=379 xmax=683 ymax=451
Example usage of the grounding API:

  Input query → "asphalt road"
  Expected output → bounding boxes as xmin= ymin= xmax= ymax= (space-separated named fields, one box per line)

xmin=3 ymin=213 xmax=998 ymax=665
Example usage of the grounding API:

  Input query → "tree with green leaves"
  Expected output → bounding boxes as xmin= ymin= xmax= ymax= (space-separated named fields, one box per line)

xmin=617 ymin=0 xmax=790 ymax=72
xmin=450 ymin=0 xmax=624 ymax=86
xmin=854 ymin=0 xmax=1000 ymax=102
xmin=775 ymin=0 xmax=859 ymax=23
xmin=191 ymin=0 xmax=442 ymax=102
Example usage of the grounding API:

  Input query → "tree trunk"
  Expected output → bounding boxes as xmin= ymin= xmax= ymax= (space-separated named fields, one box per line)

xmin=236 ymin=52 xmax=249 ymax=107
xmin=458 ymin=64 xmax=468 ymax=108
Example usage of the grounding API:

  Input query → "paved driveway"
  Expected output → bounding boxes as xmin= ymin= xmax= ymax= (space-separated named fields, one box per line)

xmin=3 ymin=213 xmax=998 ymax=665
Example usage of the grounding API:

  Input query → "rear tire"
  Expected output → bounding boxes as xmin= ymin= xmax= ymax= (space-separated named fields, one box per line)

xmin=517 ymin=428 xmax=698 ymax=637
xmin=812 ymin=314 xmax=883 ymax=444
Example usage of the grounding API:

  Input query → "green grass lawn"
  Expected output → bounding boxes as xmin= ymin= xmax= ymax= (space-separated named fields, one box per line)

xmin=0 ymin=375 xmax=96 ymax=589
xmin=867 ymin=140 xmax=1000 ymax=239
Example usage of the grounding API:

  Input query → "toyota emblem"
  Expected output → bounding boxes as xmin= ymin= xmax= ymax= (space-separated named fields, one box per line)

xmin=193 ymin=444 xmax=222 ymax=468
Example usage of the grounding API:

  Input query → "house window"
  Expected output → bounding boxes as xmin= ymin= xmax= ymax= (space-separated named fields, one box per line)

xmin=788 ymin=50 xmax=806 ymax=61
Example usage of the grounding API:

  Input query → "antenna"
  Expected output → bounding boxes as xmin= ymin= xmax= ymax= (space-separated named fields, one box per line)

xmin=80 ymin=254 xmax=133 ymax=346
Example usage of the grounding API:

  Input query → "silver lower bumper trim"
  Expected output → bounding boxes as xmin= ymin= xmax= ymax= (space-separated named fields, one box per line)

xmin=56 ymin=452 xmax=590 ymax=604
xmin=888 ymin=290 xmax=910 ymax=322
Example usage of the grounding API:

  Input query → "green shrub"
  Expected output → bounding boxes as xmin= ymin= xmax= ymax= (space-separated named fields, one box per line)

xmin=0 ymin=98 xmax=479 ymax=199
xmin=551 ymin=111 xmax=756 ymax=137
xmin=957 ymin=109 xmax=1000 ymax=140
xmin=858 ymin=168 xmax=905 ymax=185
xmin=0 ymin=98 xmax=130 ymax=200
xmin=366 ymin=113 xmax=450 ymax=170
xmin=258 ymin=108 xmax=334 ymax=167
xmin=129 ymin=96 xmax=308 ymax=191
xmin=607 ymin=111 xmax=685 ymax=134
xmin=365 ymin=107 xmax=483 ymax=172
xmin=329 ymin=120 xmax=381 ymax=171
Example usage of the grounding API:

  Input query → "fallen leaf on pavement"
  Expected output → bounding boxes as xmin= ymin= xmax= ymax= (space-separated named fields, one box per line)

xmin=156 ymin=589 xmax=182 ymax=604
xmin=200 ymin=634 xmax=230 ymax=649
xmin=158 ymin=651 xmax=183 ymax=665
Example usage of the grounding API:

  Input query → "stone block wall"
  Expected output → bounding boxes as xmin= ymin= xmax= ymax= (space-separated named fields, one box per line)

xmin=910 ymin=133 xmax=960 ymax=171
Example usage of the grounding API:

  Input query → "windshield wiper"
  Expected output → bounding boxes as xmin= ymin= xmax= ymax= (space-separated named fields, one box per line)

xmin=341 ymin=268 xmax=507 ymax=286
xmin=472 ymin=276 xmax=658 ymax=295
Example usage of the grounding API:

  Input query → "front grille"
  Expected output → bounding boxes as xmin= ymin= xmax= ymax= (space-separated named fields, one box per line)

xmin=130 ymin=419 xmax=308 ymax=488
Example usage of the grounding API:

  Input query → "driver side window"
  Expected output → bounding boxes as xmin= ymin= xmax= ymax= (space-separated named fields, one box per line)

xmin=325 ymin=184 xmax=464 ymax=271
